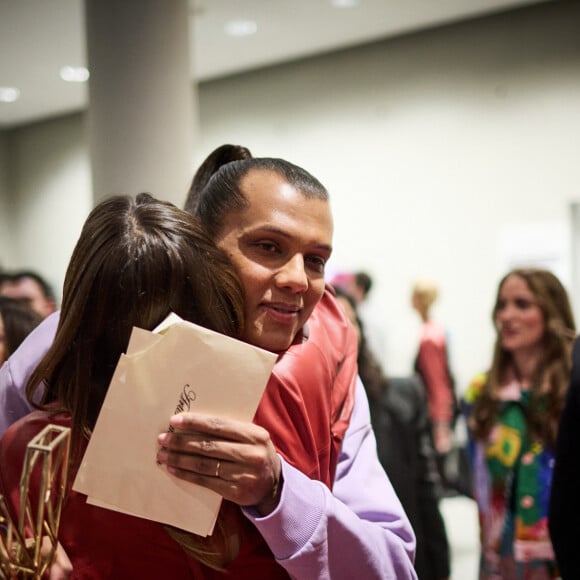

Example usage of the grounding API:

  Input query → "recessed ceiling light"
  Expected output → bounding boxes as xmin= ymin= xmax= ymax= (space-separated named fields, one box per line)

xmin=60 ymin=66 xmax=90 ymax=83
xmin=0 ymin=87 xmax=20 ymax=103
xmin=224 ymin=19 xmax=257 ymax=37
xmin=330 ymin=0 xmax=361 ymax=7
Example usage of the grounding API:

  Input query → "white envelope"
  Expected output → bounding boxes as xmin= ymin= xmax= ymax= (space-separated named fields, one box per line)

xmin=72 ymin=314 xmax=277 ymax=536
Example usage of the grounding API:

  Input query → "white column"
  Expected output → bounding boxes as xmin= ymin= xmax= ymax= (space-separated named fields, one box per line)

xmin=85 ymin=0 xmax=196 ymax=207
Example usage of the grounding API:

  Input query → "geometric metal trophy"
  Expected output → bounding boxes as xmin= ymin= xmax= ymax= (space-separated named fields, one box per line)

xmin=0 ymin=424 xmax=70 ymax=579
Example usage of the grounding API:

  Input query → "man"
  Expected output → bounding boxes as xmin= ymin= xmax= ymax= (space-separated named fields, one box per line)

xmin=549 ymin=336 xmax=580 ymax=579
xmin=0 ymin=270 xmax=57 ymax=319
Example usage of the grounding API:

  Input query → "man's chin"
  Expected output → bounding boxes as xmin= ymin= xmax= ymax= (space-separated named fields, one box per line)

xmin=249 ymin=332 xmax=296 ymax=354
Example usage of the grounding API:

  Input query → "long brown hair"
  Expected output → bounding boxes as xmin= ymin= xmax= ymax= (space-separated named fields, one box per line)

xmin=471 ymin=268 xmax=575 ymax=448
xmin=26 ymin=193 xmax=244 ymax=458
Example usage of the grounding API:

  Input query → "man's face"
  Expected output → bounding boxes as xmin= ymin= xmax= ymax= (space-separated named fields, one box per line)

xmin=0 ymin=277 xmax=55 ymax=318
xmin=215 ymin=169 xmax=333 ymax=353
xmin=0 ymin=314 xmax=6 ymax=365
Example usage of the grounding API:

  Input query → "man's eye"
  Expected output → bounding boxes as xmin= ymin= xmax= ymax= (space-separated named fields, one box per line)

xmin=306 ymin=255 xmax=326 ymax=272
xmin=256 ymin=242 xmax=278 ymax=253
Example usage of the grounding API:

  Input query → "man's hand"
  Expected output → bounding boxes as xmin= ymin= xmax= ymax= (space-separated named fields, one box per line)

xmin=156 ymin=413 xmax=282 ymax=516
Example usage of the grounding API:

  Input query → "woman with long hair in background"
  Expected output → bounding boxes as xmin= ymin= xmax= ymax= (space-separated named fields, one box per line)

xmin=464 ymin=268 xmax=575 ymax=579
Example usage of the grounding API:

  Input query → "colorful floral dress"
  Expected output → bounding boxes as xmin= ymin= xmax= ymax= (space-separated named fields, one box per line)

xmin=464 ymin=373 xmax=558 ymax=580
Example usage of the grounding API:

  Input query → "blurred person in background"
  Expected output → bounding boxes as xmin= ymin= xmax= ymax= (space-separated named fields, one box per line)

xmin=0 ymin=296 xmax=42 ymax=366
xmin=330 ymin=270 xmax=387 ymax=363
xmin=549 ymin=333 xmax=580 ymax=579
xmin=411 ymin=278 xmax=458 ymax=492
xmin=0 ymin=270 xmax=57 ymax=319
xmin=335 ymin=286 xmax=450 ymax=580
xmin=463 ymin=268 xmax=575 ymax=580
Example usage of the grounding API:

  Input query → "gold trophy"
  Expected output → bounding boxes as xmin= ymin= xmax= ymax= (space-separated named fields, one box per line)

xmin=0 ymin=424 xmax=70 ymax=579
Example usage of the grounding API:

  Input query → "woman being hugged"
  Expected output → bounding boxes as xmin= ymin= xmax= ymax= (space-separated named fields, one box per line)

xmin=0 ymin=193 xmax=246 ymax=578
xmin=463 ymin=268 xmax=575 ymax=580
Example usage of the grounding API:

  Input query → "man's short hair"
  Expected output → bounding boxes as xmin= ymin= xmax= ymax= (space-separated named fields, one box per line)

xmin=0 ymin=270 xmax=55 ymax=301
xmin=355 ymin=272 xmax=373 ymax=296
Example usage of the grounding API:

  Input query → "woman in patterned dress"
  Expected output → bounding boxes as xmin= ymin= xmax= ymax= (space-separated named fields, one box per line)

xmin=463 ymin=268 xmax=575 ymax=579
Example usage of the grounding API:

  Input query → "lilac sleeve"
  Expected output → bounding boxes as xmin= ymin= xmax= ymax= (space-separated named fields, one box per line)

xmin=0 ymin=312 xmax=59 ymax=437
xmin=244 ymin=379 xmax=417 ymax=579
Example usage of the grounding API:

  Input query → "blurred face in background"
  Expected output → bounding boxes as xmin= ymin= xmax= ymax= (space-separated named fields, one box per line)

xmin=0 ymin=277 xmax=55 ymax=319
xmin=0 ymin=314 xmax=5 ymax=365
xmin=336 ymin=295 xmax=361 ymax=347
xmin=495 ymin=273 xmax=545 ymax=357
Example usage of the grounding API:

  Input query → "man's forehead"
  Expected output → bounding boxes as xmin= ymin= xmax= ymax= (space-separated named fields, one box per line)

xmin=1 ymin=278 xmax=43 ymax=297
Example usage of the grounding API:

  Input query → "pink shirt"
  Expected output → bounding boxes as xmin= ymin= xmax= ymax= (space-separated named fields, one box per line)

xmin=416 ymin=320 xmax=454 ymax=425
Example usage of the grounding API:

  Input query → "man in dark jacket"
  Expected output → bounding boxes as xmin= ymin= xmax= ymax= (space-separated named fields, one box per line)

xmin=373 ymin=376 xmax=451 ymax=580
xmin=334 ymin=287 xmax=450 ymax=580
xmin=549 ymin=337 xmax=580 ymax=579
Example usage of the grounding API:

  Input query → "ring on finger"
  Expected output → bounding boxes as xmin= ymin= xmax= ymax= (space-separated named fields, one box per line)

xmin=214 ymin=460 xmax=221 ymax=478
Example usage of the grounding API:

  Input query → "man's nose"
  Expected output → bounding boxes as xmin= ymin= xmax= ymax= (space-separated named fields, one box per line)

xmin=275 ymin=255 xmax=308 ymax=293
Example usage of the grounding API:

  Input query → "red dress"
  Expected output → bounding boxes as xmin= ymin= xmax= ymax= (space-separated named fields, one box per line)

xmin=0 ymin=286 xmax=358 ymax=579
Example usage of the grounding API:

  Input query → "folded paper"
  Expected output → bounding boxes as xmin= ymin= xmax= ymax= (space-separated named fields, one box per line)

xmin=72 ymin=314 xmax=277 ymax=536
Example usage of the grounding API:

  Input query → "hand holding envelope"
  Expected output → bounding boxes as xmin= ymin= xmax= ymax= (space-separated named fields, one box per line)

xmin=72 ymin=314 xmax=277 ymax=537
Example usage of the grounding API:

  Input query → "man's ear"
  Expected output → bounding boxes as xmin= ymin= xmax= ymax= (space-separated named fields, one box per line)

xmin=43 ymin=298 xmax=58 ymax=317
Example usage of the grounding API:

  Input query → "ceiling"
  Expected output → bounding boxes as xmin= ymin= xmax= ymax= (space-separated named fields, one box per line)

xmin=0 ymin=0 xmax=550 ymax=129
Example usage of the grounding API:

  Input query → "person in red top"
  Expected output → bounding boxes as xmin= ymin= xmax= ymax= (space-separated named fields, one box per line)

xmin=411 ymin=278 xmax=457 ymax=494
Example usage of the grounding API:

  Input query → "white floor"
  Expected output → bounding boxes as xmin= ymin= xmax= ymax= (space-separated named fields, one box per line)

xmin=440 ymin=495 xmax=480 ymax=580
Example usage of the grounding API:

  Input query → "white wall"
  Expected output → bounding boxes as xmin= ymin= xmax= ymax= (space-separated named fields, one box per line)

xmin=0 ymin=114 xmax=92 ymax=303
xmin=1 ymin=1 xmax=579 ymax=388
xmin=0 ymin=132 xmax=12 ymax=269
xmin=196 ymin=2 xmax=580 ymax=387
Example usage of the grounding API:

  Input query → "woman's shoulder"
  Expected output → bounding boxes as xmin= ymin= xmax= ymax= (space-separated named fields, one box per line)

xmin=5 ymin=404 xmax=66 ymax=429
xmin=0 ymin=410 xmax=71 ymax=493
xmin=1 ymin=410 xmax=71 ymax=454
